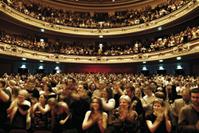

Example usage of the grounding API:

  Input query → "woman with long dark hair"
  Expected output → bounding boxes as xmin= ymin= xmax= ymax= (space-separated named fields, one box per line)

xmin=82 ymin=97 xmax=108 ymax=133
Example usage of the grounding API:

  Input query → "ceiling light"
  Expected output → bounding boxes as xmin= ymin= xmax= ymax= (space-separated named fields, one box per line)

xmin=99 ymin=35 xmax=103 ymax=38
xmin=142 ymin=66 xmax=148 ymax=71
xmin=40 ymin=29 xmax=45 ymax=32
xmin=22 ymin=58 xmax=27 ymax=61
xmin=20 ymin=64 xmax=26 ymax=69
xmin=176 ymin=57 xmax=182 ymax=60
xmin=158 ymin=26 xmax=162 ymax=31
xmin=38 ymin=65 xmax=44 ymax=70
xmin=159 ymin=66 xmax=164 ymax=70
xmin=55 ymin=66 xmax=60 ymax=70
xmin=176 ymin=65 xmax=183 ymax=70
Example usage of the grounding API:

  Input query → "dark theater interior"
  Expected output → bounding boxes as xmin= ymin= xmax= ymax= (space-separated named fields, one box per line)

xmin=0 ymin=0 xmax=199 ymax=133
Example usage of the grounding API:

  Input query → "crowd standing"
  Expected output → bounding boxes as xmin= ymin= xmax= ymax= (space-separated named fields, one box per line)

xmin=0 ymin=73 xmax=199 ymax=133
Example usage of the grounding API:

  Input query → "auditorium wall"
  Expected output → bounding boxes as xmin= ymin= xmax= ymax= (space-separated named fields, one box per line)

xmin=0 ymin=56 xmax=198 ymax=75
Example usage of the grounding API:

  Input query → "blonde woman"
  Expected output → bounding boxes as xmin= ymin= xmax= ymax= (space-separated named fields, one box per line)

xmin=107 ymin=95 xmax=138 ymax=133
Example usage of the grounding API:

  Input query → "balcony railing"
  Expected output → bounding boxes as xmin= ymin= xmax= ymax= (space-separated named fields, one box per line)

xmin=0 ymin=39 xmax=199 ymax=64
xmin=0 ymin=0 xmax=198 ymax=36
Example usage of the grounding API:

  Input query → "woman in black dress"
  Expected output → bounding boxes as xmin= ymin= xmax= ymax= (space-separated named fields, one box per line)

xmin=146 ymin=98 xmax=172 ymax=133
xmin=82 ymin=97 xmax=108 ymax=133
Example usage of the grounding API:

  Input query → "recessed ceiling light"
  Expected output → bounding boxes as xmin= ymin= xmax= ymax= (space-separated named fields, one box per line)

xmin=158 ymin=26 xmax=162 ymax=31
xmin=22 ymin=58 xmax=26 ymax=61
xmin=142 ymin=66 xmax=147 ymax=71
xmin=55 ymin=66 xmax=60 ymax=70
xmin=40 ymin=38 xmax=44 ymax=42
xmin=40 ymin=29 xmax=45 ymax=32
xmin=20 ymin=64 xmax=26 ymax=69
xmin=99 ymin=35 xmax=103 ymax=38
xmin=176 ymin=57 xmax=182 ymax=60
xmin=176 ymin=65 xmax=183 ymax=70
xmin=159 ymin=66 xmax=164 ymax=70
xmin=38 ymin=65 xmax=44 ymax=69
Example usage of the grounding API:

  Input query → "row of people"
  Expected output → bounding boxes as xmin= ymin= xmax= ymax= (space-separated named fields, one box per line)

xmin=0 ymin=73 xmax=199 ymax=133
xmin=0 ymin=26 xmax=198 ymax=56
xmin=3 ymin=0 xmax=193 ymax=28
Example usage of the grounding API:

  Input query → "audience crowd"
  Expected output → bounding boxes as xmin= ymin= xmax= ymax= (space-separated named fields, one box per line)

xmin=0 ymin=0 xmax=199 ymax=133
xmin=0 ymin=26 xmax=199 ymax=56
xmin=2 ymin=0 xmax=194 ymax=28
xmin=0 ymin=72 xmax=199 ymax=133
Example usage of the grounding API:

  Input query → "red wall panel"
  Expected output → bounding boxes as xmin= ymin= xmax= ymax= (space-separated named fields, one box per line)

xmin=63 ymin=63 xmax=138 ymax=73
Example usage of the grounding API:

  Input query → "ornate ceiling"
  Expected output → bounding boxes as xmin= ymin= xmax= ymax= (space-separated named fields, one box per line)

xmin=47 ymin=0 xmax=154 ymax=9
xmin=51 ymin=0 xmax=145 ymax=5
xmin=36 ymin=0 xmax=164 ymax=13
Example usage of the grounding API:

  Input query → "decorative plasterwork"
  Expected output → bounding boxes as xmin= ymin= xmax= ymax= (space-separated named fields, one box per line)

xmin=0 ymin=1 xmax=198 ymax=36
xmin=0 ymin=40 xmax=199 ymax=64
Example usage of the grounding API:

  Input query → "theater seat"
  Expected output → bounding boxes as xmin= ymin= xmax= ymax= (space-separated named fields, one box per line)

xmin=9 ymin=129 xmax=28 ymax=133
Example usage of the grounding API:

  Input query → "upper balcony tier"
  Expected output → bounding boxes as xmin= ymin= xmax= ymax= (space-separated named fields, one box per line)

xmin=0 ymin=0 xmax=198 ymax=36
